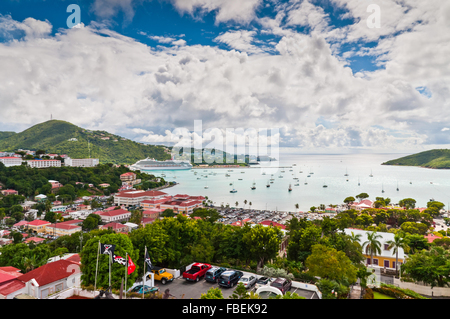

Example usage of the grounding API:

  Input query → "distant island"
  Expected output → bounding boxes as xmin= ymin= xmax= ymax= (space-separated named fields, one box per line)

xmin=382 ymin=149 xmax=450 ymax=169
xmin=0 ymin=120 xmax=171 ymax=165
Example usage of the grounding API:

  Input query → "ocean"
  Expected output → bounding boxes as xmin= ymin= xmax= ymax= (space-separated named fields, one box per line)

xmin=141 ymin=153 xmax=450 ymax=212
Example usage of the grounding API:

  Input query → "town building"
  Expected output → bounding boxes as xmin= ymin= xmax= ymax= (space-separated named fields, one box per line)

xmin=34 ymin=194 xmax=47 ymax=202
xmin=64 ymin=157 xmax=99 ymax=167
xmin=120 ymin=172 xmax=136 ymax=182
xmin=45 ymin=223 xmax=82 ymax=237
xmin=97 ymin=209 xmax=131 ymax=223
xmin=0 ymin=157 xmax=23 ymax=167
xmin=343 ymin=229 xmax=406 ymax=269
xmin=26 ymin=220 xmax=51 ymax=234
xmin=27 ymin=160 xmax=61 ymax=169
xmin=114 ymin=190 xmax=168 ymax=207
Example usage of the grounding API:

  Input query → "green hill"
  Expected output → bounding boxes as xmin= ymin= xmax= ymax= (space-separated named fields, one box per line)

xmin=0 ymin=120 xmax=171 ymax=165
xmin=382 ymin=149 xmax=450 ymax=169
xmin=0 ymin=132 xmax=16 ymax=141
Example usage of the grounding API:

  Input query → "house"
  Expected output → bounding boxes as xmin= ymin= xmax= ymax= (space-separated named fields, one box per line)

xmin=120 ymin=172 xmax=136 ymax=182
xmin=123 ymin=222 xmax=138 ymax=232
xmin=259 ymin=220 xmax=286 ymax=230
xmin=143 ymin=209 xmax=163 ymax=219
xmin=141 ymin=217 xmax=155 ymax=227
xmin=21 ymin=201 xmax=37 ymax=211
xmin=1 ymin=189 xmax=18 ymax=196
xmin=99 ymin=183 xmax=110 ymax=188
xmin=50 ymin=206 xmax=68 ymax=213
xmin=0 ymin=259 xmax=81 ymax=299
xmin=64 ymin=158 xmax=99 ymax=167
xmin=44 ymin=223 xmax=82 ymax=237
xmin=99 ymin=222 xmax=129 ymax=233
xmin=26 ymin=220 xmax=52 ymax=234
xmin=34 ymin=194 xmax=48 ymax=202
xmin=351 ymin=200 xmax=374 ymax=211
xmin=343 ymin=229 xmax=406 ymax=269
xmin=12 ymin=221 xmax=29 ymax=231
xmin=47 ymin=253 xmax=80 ymax=264
xmin=0 ymin=230 xmax=11 ymax=238
xmin=25 ymin=237 xmax=46 ymax=244
xmin=97 ymin=209 xmax=131 ymax=223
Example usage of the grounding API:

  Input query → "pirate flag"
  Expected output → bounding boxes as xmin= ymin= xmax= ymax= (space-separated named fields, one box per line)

xmin=112 ymin=254 xmax=127 ymax=266
xmin=100 ymin=243 xmax=116 ymax=256
xmin=145 ymin=249 xmax=152 ymax=273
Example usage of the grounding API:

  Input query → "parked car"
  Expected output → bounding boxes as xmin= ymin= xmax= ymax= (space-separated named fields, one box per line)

xmin=254 ymin=276 xmax=273 ymax=290
xmin=238 ymin=274 xmax=257 ymax=289
xmin=182 ymin=263 xmax=212 ymax=282
xmin=270 ymin=277 xmax=292 ymax=294
xmin=205 ymin=267 xmax=227 ymax=283
xmin=147 ymin=267 xmax=174 ymax=285
xmin=218 ymin=270 xmax=244 ymax=288
xmin=128 ymin=285 xmax=159 ymax=294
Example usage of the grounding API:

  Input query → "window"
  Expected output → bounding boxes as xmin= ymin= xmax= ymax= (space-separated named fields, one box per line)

xmin=373 ymin=259 xmax=379 ymax=265
xmin=384 ymin=244 xmax=390 ymax=250
xmin=56 ymin=283 xmax=63 ymax=292
xmin=41 ymin=288 xmax=49 ymax=298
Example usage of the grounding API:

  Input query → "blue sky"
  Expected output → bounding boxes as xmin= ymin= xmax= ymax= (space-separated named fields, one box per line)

xmin=0 ymin=0 xmax=448 ymax=153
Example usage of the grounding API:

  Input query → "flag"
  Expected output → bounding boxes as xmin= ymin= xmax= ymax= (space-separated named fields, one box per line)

xmin=112 ymin=254 xmax=127 ymax=266
xmin=145 ymin=249 xmax=152 ymax=273
xmin=100 ymin=243 xmax=116 ymax=255
xmin=127 ymin=255 xmax=136 ymax=275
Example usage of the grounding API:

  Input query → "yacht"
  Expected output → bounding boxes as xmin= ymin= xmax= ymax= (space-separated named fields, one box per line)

xmin=369 ymin=169 xmax=373 ymax=177
xmin=225 ymin=174 xmax=231 ymax=177
xmin=251 ymin=180 xmax=256 ymax=190
xmin=230 ymin=183 xmax=237 ymax=193
xmin=288 ymin=184 xmax=292 ymax=192
xmin=266 ymin=180 xmax=270 ymax=188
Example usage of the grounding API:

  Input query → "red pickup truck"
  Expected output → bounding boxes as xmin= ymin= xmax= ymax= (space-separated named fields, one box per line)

xmin=182 ymin=263 xmax=212 ymax=282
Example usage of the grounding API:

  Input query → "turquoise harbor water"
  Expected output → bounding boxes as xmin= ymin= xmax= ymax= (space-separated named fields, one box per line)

xmin=141 ymin=153 xmax=450 ymax=212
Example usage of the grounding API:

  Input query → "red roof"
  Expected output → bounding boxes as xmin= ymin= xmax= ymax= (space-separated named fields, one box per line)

xmin=17 ymin=260 xmax=81 ymax=287
xmin=120 ymin=172 xmax=136 ymax=177
xmin=424 ymin=233 xmax=442 ymax=243
xmin=48 ymin=223 xmax=81 ymax=230
xmin=98 ymin=209 xmax=130 ymax=217
xmin=0 ymin=272 xmax=17 ymax=285
xmin=59 ymin=219 xmax=83 ymax=225
xmin=174 ymin=194 xmax=190 ymax=198
xmin=0 ymin=279 xmax=25 ymax=297
xmin=25 ymin=237 xmax=45 ymax=243
xmin=65 ymin=254 xmax=81 ymax=264
xmin=259 ymin=220 xmax=286 ymax=229
xmin=115 ymin=190 xmax=167 ymax=198
xmin=0 ymin=267 xmax=21 ymax=274
xmin=27 ymin=220 xmax=51 ymax=226
xmin=101 ymin=222 xmax=127 ymax=230
xmin=141 ymin=217 xmax=155 ymax=224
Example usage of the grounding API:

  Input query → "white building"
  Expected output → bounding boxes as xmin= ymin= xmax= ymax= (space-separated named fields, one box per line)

xmin=0 ymin=157 xmax=23 ymax=167
xmin=64 ymin=157 xmax=99 ymax=167
xmin=27 ymin=160 xmax=61 ymax=168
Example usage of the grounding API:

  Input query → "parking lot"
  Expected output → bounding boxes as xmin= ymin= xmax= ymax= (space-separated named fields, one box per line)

xmin=147 ymin=269 xmax=317 ymax=299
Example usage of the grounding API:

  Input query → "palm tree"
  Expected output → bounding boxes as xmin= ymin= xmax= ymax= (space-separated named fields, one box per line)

xmin=235 ymin=201 xmax=239 ymax=208
xmin=249 ymin=202 xmax=252 ymax=210
xmin=363 ymin=231 xmax=382 ymax=267
xmin=244 ymin=200 xmax=248 ymax=209
xmin=386 ymin=233 xmax=410 ymax=274
xmin=349 ymin=231 xmax=362 ymax=244
xmin=295 ymin=204 xmax=299 ymax=212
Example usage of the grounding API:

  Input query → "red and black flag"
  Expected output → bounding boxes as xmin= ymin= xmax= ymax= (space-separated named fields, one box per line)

xmin=100 ymin=243 xmax=116 ymax=255
xmin=112 ymin=254 xmax=127 ymax=266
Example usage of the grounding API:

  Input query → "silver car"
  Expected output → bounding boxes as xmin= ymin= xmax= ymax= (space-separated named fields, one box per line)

xmin=238 ymin=274 xmax=257 ymax=289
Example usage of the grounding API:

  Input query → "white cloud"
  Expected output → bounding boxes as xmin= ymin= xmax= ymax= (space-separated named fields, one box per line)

xmin=442 ymin=128 xmax=450 ymax=132
xmin=148 ymin=35 xmax=176 ymax=44
xmin=214 ymin=30 xmax=262 ymax=53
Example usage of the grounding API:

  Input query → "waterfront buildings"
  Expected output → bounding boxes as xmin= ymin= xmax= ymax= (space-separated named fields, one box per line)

xmin=27 ymin=160 xmax=61 ymax=169
xmin=64 ymin=157 xmax=99 ymax=167
xmin=0 ymin=157 xmax=22 ymax=167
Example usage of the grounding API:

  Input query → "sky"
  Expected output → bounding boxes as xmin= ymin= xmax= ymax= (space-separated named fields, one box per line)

xmin=0 ymin=0 xmax=449 ymax=154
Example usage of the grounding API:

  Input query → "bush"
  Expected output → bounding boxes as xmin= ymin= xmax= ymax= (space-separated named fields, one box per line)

xmin=363 ymin=288 xmax=374 ymax=299
xmin=378 ymin=284 xmax=429 ymax=299
xmin=257 ymin=265 xmax=294 ymax=280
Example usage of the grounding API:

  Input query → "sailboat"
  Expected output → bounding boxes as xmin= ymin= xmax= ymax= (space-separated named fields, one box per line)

xmin=358 ymin=176 xmax=360 ymax=186
xmin=323 ymin=183 xmax=328 ymax=188
xmin=251 ymin=180 xmax=256 ymax=190
xmin=230 ymin=183 xmax=237 ymax=193
xmin=266 ymin=180 xmax=270 ymax=188
xmin=204 ymin=181 xmax=209 ymax=189
xmin=344 ymin=168 xmax=349 ymax=176
xmin=304 ymin=179 xmax=308 ymax=185
xmin=369 ymin=169 xmax=373 ymax=177
xmin=382 ymin=183 xmax=385 ymax=193
xmin=288 ymin=184 xmax=292 ymax=192
xmin=397 ymin=182 xmax=399 ymax=191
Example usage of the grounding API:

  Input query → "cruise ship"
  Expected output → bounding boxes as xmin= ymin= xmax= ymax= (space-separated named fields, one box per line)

xmin=130 ymin=158 xmax=192 ymax=171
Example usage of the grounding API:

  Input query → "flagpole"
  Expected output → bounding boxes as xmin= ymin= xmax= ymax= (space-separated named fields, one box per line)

xmin=143 ymin=246 xmax=147 ymax=299
xmin=109 ymin=251 xmax=112 ymax=289
xmin=94 ymin=241 xmax=100 ymax=297
xmin=125 ymin=252 xmax=128 ymax=300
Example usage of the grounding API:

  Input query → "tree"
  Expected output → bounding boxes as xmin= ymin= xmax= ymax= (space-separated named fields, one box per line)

xmin=80 ymin=233 xmax=139 ymax=290
xmin=306 ymin=244 xmax=357 ymax=284
xmin=386 ymin=233 xmax=410 ymax=274
xmin=400 ymin=222 xmax=428 ymax=235
xmin=271 ymin=291 xmax=305 ymax=299
xmin=363 ymin=231 xmax=382 ymax=266
xmin=243 ymin=224 xmax=282 ymax=270
xmin=344 ymin=197 xmax=355 ymax=208
xmin=348 ymin=231 xmax=362 ymax=244
xmin=401 ymin=246 xmax=450 ymax=288
xmin=399 ymin=198 xmax=416 ymax=210
xmin=244 ymin=200 xmax=247 ymax=209
xmin=161 ymin=209 xmax=176 ymax=218
xmin=83 ymin=216 xmax=99 ymax=231
xmin=295 ymin=203 xmax=299 ymax=212
xmin=356 ymin=193 xmax=369 ymax=201
xmin=427 ymin=201 xmax=444 ymax=211
xmin=229 ymin=282 xmax=251 ymax=299
xmin=12 ymin=232 xmax=23 ymax=244
xmin=404 ymin=234 xmax=430 ymax=254
xmin=200 ymin=287 xmax=224 ymax=299
xmin=310 ymin=206 xmax=316 ymax=213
